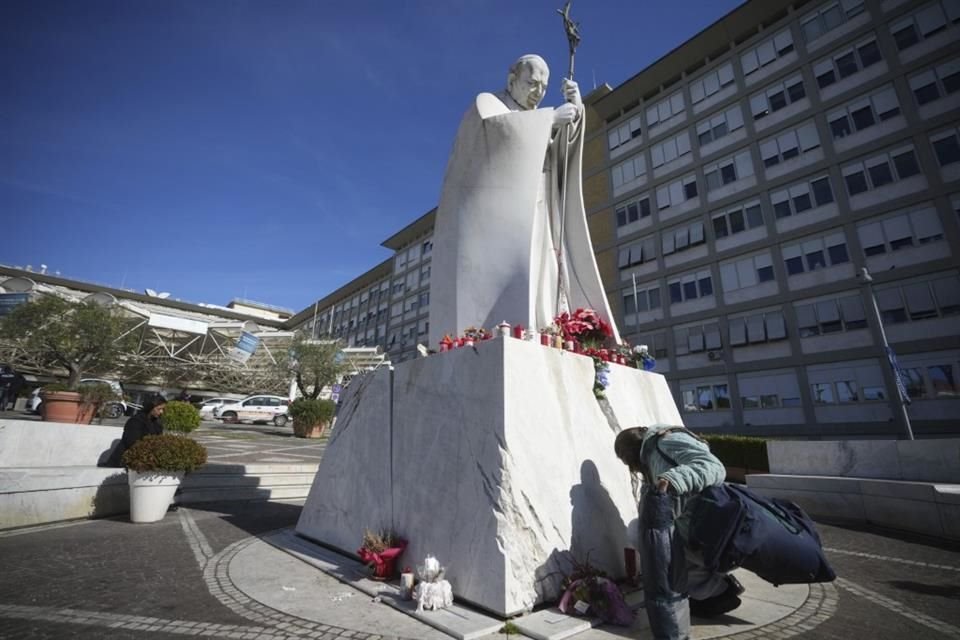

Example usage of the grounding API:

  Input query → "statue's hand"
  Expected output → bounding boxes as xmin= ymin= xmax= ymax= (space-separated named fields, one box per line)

xmin=553 ymin=102 xmax=579 ymax=127
xmin=562 ymin=78 xmax=582 ymax=107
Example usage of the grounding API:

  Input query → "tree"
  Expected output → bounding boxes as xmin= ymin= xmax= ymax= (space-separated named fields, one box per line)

xmin=0 ymin=296 xmax=136 ymax=389
xmin=285 ymin=334 xmax=348 ymax=400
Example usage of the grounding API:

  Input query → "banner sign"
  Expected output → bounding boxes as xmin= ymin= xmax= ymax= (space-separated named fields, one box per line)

xmin=229 ymin=331 xmax=260 ymax=364
xmin=0 ymin=293 xmax=30 ymax=317
xmin=885 ymin=346 xmax=911 ymax=405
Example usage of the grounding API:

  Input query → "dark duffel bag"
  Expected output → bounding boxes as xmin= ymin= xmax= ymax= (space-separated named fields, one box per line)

xmin=688 ymin=484 xmax=836 ymax=586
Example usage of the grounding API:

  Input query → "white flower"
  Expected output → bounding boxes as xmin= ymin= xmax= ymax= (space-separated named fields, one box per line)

xmin=633 ymin=344 xmax=649 ymax=354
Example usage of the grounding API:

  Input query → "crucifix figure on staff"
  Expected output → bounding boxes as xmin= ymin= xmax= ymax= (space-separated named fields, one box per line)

xmin=427 ymin=1 xmax=621 ymax=349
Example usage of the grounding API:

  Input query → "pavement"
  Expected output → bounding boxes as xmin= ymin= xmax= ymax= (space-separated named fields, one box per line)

xmin=1 ymin=413 xmax=959 ymax=639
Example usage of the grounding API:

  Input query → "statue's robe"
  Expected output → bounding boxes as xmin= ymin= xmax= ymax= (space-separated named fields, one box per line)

xmin=428 ymin=92 xmax=620 ymax=347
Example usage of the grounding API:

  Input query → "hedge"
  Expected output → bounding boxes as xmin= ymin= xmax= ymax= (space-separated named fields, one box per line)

xmin=699 ymin=434 xmax=769 ymax=472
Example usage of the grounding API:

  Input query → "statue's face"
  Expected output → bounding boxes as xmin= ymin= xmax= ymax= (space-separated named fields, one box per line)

xmin=508 ymin=60 xmax=549 ymax=110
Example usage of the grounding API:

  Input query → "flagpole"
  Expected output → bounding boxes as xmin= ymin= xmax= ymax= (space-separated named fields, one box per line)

xmin=860 ymin=267 xmax=914 ymax=440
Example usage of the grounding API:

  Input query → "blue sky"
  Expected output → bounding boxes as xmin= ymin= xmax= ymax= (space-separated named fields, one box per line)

xmin=1 ymin=0 xmax=744 ymax=312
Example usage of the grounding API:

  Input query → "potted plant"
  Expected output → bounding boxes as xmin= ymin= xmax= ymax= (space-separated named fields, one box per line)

xmin=0 ymin=296 xmax=135 ymax=424
xmin=357 ymin=529 xmax=408 ymax=580
xmin=289 ymin=397 xmax=336 ymax=438
xmin=122 ymin=433 xmax=207 ymax=523
xmin=161 ymin=400 xmax=202 ymax=434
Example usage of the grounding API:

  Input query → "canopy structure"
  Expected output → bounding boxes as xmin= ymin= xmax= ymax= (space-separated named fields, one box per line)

xmin=0 ymin=277 xmax=297 ymax=394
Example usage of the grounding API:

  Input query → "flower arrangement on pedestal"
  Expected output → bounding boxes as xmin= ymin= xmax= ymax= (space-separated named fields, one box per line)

xmin=555 ymin=308 xmax=614 ymax=350
xmin=558 ymin=554 xmax=634 ymax=626
xmin=462 ymin=326 xmax=492 ymax=344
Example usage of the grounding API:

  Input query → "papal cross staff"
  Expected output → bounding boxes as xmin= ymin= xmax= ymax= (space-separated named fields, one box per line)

xmin=554 ymin=1 xmax=582 ymax=317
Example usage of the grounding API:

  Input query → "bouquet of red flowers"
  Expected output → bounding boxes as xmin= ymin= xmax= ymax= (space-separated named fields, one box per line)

xmin=554 ymin=308 xmax=613 ymax=350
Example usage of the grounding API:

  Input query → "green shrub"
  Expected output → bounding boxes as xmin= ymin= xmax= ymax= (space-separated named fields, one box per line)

xmin=699 ymin=434 xmax=769 ymax=472
xmin=41 ymin=383 xmax=72 ymax=394
xmin=122 ymin=434 xmax=207 ymax=473
xmin=162 ymin=400 xmax=202 ymax=433
xmin=289 ymin=397 xmax=335 ymax=433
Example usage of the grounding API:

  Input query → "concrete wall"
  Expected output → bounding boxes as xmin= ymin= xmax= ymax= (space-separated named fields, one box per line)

xmin=766 ymin=439 xmax=960 ymax=483
xmin=0 ymin=419 xmax=128 ymax=530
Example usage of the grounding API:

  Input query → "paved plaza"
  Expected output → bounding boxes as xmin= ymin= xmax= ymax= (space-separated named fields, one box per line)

xmin=0 ymin=416 xmax=958 ymax=640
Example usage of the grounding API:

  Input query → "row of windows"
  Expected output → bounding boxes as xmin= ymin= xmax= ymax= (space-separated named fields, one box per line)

xmin=680 ymin=362 xmax=959 ymax=413
xmin=620 ymin=139 xmax=928 ymax=229
xmin=613 ymin=66 xmax=948 ymax=220
xmin=910 ymin=56 xmax=960 ymax=105
xmin=608 ymin=0 xmax=960 ymax=157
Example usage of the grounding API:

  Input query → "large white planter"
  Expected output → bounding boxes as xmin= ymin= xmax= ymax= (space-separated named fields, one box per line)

xmin=128 ymin=470 xmax=184 ymax=523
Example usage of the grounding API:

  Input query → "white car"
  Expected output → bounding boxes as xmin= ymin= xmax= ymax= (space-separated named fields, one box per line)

xmin=214 ymin=395 xmax=290 ymax=427
xmin=197 ymin=397 xmax=236 ymax=419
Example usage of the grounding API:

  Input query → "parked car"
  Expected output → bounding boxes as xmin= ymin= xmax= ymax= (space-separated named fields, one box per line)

xmin=197 ymin=397 xmax=236 ymax=419
xmin=214 ymin=395 xmax=290 ymax=427
xmin=30 ymin=378 xmax=131 ymax=418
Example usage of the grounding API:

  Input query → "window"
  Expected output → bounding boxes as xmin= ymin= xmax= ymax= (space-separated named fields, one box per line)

xmin=622 ymin=283 xmax=662 ymax=315
xmin=674 ymin=321 xmax=722 ymax=355
xmin=875 ymin=275 xmax=960 ymax=324
xmin=662 ymin=220 xmax=706 ymax=256
xmin=796 ymin=294 xmax=867 ymax=336
xmin=903 ymin=367 xmax=927 ymax=399
xmin=655 ymin=174 xmax=699 ymax=210
xmin=712 ymin=199 xmax=764 ymax=239
xmin=813 ymin=37 xmax=883 ymax=89
xmin=420 ymin=264 xmax=431 ymax=283
xmin=812 ymin=383 xmax=835 ymax=404
xmin=681 ymin=383 xmax=731 ymax=412
xmin=750 ymin=74 xmax=807 ymax=120
xmin=729 ymin=309 xmax=787 ymax=346
xmin=646 ymin=91 xmax=685 ymax=128
xmin=890 ymin=1 xmax=959 ymax=52
xmin=612 ymin=153 xmax=646 ymax=188
xmin=635 ymin=331 xmax=669 ymax=359
xmin=618 ymin=236 xmax=657 ymax=270
xmin=422 ymin=239 xmax=433 ymax=256
xmin=857 ymin=207 xmax=944 ymax=256
xmin=608 ymin=115 xmax=643 ymax=150
xmin=704 ymin=151 xmax=754 ymax=191
xmin=696 ymin=105 xmax=745 ymax=146
xmin=800 ymin=0 xmax=865 ymax=44
xmin=842 ymin=145 xmax=921 ymax=197
xmin=909 ymin=57 xmax=960 ymax=105
xmin=771 ymin=175 xmax=835 ymax=220
xmin=418 ymin=292 xmax=430 ymax=309
xmin=932 ymin=129 xmax=960 ymax=167
xmin=782 ymin=231 xmax=850 ymax=276
xmin=929 ymin=364 xmax=960 ymax=396
xmin=740 ymin=29 xmax=795 ymax=76
xmin=391 ymin=302 xmax=403 ymax=318
xmin=651 ymin=131 xmax=692 ymax=168
xmin=392 ymin=278 xmax=404 ymax=295
xmin=690 ymin=62 xmax=736 ymax=103
xmin=615 ymin=194 xmax=653 ymax=227
xmin=827 ymin=86 xmax=901 ymax=140
xmin=759 ymin=122 xmax=820 ymax=168
xmin=739 ymin=371 xmax=801 ymax=408
xmin=668 ymin=269 xmax=714 ymax=304
xmin=720 ymin=252 xmax=775 ymax=293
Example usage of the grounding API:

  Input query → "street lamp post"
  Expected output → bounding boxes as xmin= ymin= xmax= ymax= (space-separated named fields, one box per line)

xmin=859 ymin=267 xmax=914 ymax=440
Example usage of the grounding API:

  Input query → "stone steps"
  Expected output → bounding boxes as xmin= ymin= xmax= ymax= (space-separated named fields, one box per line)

xmin=176 ymin=463 xmax=319 ymax=504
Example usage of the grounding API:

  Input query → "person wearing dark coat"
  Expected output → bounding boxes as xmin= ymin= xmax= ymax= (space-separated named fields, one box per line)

xmin=104 ymin=394 xmax=167 ymax=467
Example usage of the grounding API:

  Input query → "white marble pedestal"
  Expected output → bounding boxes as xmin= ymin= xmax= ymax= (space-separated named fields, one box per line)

xmin=296 ymin=337 xmax=683 ymax=616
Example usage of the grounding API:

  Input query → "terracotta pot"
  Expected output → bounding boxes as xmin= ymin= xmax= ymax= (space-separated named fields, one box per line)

xmin=41 ymin=391 xmax=95 ymax=424
xmin=293 ymin=420 xmax=328 ymax=438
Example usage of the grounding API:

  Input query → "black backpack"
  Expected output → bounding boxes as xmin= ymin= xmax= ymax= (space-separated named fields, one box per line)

xmin=688 ymin=483 xmax=836 ymax=586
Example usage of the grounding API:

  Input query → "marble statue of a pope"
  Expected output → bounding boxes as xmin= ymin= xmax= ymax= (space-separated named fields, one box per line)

xmin=428 ymin=54 xmax=621 ymax=348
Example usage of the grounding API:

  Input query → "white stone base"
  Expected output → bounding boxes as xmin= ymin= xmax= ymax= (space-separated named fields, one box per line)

xmin=296 ymin=337 xmax=683 ymax=616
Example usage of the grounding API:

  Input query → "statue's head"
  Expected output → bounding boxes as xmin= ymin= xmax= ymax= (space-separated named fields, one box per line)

xmin=506 ymin=54 xmax=549 ymax=110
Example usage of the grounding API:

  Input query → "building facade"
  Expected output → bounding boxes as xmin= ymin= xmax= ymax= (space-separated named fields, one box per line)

xmin=582 ymin=0 xmax=959 ymax=437
xmin=292 ymin=0 xmax=959 ymax=437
